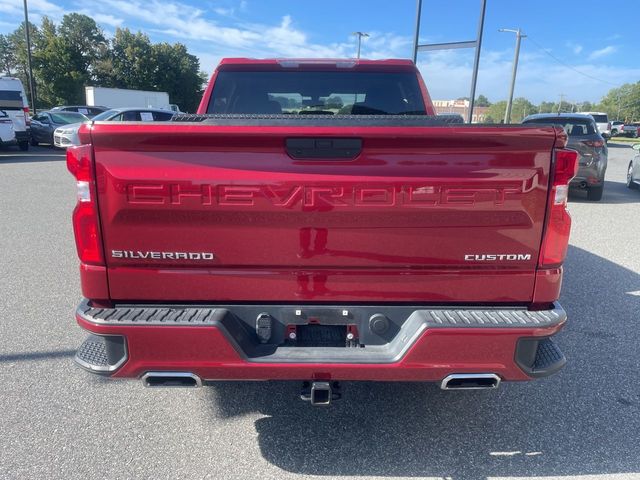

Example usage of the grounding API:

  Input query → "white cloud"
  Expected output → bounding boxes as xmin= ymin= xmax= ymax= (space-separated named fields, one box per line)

xmin=417 ymin=47 xmax=637 ymax=103
xmin=91 ymin=13 xmax=125 ymax=28
xmin=0 ymin=0 xmax=64 ymax=18
xmin=566 ymin=42 xmax=583 ymax=54
xmin=213 ymin=7 xmax=234 ymax=16
xmin=1 ymin=0 xmax=632 ymax=104
xmin=98 ymin=0 xmax=410 ymax=62
xmin=588 ymin=45 xmax=617 ymax=60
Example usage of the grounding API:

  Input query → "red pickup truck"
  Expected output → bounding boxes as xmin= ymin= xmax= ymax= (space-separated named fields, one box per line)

xmin=69 ymin=58 xmax=576 ymax=405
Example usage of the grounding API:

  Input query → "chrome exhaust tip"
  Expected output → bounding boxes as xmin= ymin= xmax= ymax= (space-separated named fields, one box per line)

xmin=141 ymin=372 xmax=202 ymax=388
xmin=440 ymin=373 xmax=501 ymax=390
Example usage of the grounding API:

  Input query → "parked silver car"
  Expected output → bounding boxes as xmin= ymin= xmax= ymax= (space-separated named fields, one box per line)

xmin=54 ymin=107 xmax=175 ymax=148
xmin=30 ymin=111 xmax=89 ymax=146
xmin=627 ymin=144 xmax=640 ymax=191
xmin=523 ymin=113 xmax=608 ymax=201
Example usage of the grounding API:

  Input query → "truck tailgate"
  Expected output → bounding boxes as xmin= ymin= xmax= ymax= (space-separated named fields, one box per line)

xmin=90 ymin=123 xmax=559 ymax=303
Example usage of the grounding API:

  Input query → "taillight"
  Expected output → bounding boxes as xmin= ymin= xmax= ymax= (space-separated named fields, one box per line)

xmin=582 ymin=140 xmax=604 ymax=148
xmin=67 ymin=145 xmax=104 ymax=265
xmin=538 ymin=148 xmax=579 ymax=268
xmin=23 ymin=107 xmax=30 ymax=126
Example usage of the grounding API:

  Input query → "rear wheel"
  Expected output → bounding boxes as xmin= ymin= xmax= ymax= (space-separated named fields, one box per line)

xmin=19 ymin=141 xmax=29 ymax=151
xmin=627 ymin=163 xmax=638 ymax=190
xmin=587 ymin=185 xmax=604 ymax=201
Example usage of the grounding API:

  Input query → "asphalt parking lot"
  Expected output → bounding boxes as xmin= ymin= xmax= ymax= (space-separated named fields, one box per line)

xmin=1 ymin=143 xmax=639 ymax=480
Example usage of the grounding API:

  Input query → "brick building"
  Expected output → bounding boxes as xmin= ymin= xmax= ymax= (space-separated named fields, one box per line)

xmin=432 ymin=99 xmax=488 ymax=123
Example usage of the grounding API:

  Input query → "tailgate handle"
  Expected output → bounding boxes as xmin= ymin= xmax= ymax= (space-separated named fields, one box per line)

xmin=286 ymin=138 xmax=362 ymax=160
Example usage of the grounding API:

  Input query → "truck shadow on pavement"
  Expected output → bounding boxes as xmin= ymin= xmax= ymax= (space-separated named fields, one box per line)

xmin=206 ymin=245 xmax=640 ymax=479
xmin=0 ymin=349 xmax=76 ymax=362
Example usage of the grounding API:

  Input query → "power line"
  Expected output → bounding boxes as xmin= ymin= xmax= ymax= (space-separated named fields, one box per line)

xmin=526 ymin=36 xmax=620 ymax=88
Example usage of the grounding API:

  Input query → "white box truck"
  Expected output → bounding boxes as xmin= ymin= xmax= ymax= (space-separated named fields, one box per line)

xmin=85 ymin=87 xmax=179 ymax=112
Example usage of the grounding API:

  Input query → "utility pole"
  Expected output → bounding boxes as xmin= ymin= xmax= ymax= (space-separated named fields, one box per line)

xmin=558 ymin=94 xmax=565 ymax=113
xmin=499 ymin=28 xmax=525 ymax=123
xmin=353 ymin=32 xmax=369 ymax=59
xmin=23 ymin=0 xmax=37 ymax=115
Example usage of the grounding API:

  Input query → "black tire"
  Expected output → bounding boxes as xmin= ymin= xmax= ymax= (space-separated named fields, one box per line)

xmin=587 ymin=185 xmax=604 ymax=201
xmin=19 ymin=141 xmax=29 ymax=151
xmin=30 ymin=137 xmax=38 ymax=147
xmin=627 ymin=163 xmax=638 ymax=190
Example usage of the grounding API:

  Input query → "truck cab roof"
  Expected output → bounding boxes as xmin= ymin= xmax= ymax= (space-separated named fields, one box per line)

xmin=216 ymin=58 xmax=419 ymax=72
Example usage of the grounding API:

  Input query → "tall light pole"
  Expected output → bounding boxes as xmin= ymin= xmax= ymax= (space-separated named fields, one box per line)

xmin=499 ymin=28 xmax=525 ymax=123
xmin=412 ymin=0 xmax=487 ymax=123
xmin=353 ymin=32 xmax=369 ymax=59
xmin=412 ymin=0 xmax=423 ymax=63
xmin=467 ymin=0 xmax=487 ymax=123
xmin=23 ymin=0 xmax=37 ymax=114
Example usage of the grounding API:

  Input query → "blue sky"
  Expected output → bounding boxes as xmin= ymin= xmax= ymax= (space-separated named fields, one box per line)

xmin=1 ymin=0 xmax=638 ymax=103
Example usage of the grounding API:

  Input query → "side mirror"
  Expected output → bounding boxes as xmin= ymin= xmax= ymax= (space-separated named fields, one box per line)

xmin=632 ymin=144 xmax=640 ymax=151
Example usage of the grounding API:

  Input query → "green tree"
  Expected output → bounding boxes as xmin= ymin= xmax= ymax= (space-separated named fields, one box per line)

xmin=92 ymin=42 xmax=118 ymax=88
xmin=485 ymin=101 xmax=507 ymax=123
xmin=7 ymin=22 xmax=42 ymax=105
xmin=578 ymin=101 xmax=593 ymax=112
xmin=151 ymin=42 xmax=203 ymax=112
xmin=475 ymin=94 xmax=491 ymax=107
xmin=5 ymin=16 xmax=206 ymax=111
xmin=485 ymin=98 xmax=537 ymax=123
xmin=537 ymin=101 xmax=556 ymax=113
xmin=108 ymin=28 xmax=156 ymax=90
xmin=510 ymin=97 xmax=537 ymax=122
xmin=597 ymin=83 xmax=640 ymax=122
xmin=0 ymin=34 xmax=16 ymax=75
xmin=33 ymin=14 xmax=106 ymax=105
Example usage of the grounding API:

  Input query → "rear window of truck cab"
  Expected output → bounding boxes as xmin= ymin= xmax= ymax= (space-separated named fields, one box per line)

xmin=207 ymin=71 xmax=426 ymax=115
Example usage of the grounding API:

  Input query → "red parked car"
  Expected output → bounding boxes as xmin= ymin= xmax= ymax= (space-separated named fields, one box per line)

xmin=68 ymin=58 xmax=577 ymax=405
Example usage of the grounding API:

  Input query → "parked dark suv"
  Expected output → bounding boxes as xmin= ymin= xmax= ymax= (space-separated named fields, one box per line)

xmin=523 ymin=113 xmax=608 ymax=201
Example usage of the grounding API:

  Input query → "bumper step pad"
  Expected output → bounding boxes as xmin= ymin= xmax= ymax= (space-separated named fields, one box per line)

xmin=75 ymin=333 xmax=127 ymax=374
xmin=516 ymin=336 xmax=567 ymax=378
xmin=533 ymin=338 xmax=566 ymax=373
